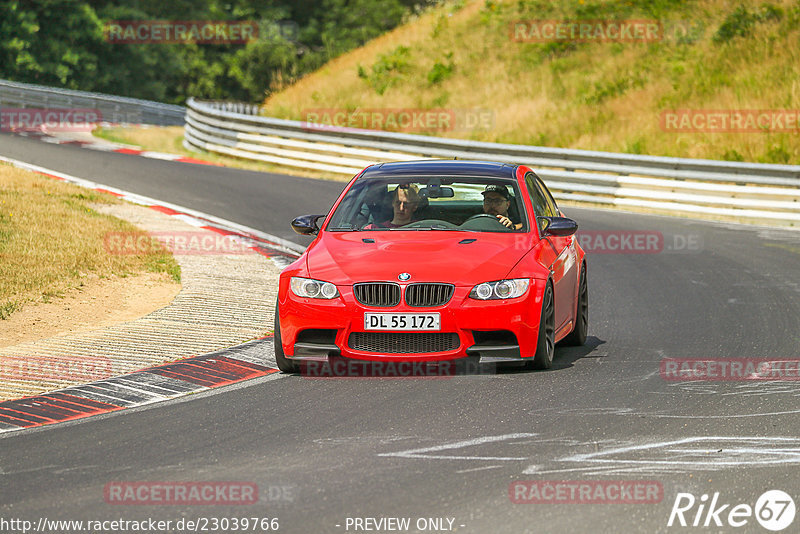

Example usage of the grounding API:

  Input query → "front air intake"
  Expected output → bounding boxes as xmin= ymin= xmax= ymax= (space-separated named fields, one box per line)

xmin=348 ymin=332 xmax=460 ymax=354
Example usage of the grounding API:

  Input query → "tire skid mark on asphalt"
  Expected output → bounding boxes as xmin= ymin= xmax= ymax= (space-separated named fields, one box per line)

xmin=0 ymin=338 xmax=279 ymax=435
xmin=378 ymin=433 xmax=538 ymax=461
xmin=377 ymin=433 xmax=800 ymax=477
xmin=522 ymin=436 xmax=800 ymax=476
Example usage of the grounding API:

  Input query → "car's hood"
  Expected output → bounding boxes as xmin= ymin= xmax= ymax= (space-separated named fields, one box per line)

xmin=306 ymin=231 xmax=530 ymax=285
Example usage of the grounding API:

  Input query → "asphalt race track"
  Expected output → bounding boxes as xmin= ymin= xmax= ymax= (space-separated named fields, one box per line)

xmin=2 ymin=132 xmax=800 ymax=533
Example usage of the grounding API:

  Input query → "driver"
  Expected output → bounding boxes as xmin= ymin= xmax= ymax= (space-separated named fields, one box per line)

xmin=365 ymin=183 xmax=420 ymax=228
xmin=482 ymin=184 xmax=522 ymax=229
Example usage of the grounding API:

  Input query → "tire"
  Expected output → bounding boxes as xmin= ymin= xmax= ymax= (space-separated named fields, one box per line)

xmin=530 ymin=282 xmax=555 ymax=370
xmin=561 ymin=263 xmax=588 ymax=347
xmin=273 ymin=298 xmax=299 ymax=373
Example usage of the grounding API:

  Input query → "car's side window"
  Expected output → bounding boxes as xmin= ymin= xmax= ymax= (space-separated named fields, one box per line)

xmin=536 ymin=177 xmax=559 ymax=217
xmin=525 ymin=173 xmax=552 ymax=232
xmin=328 ymin=182 xmax=369 ymax=229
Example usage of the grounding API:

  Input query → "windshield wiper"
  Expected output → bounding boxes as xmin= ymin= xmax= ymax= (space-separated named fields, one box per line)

xmin=330 ymin=224 xmax=360 ymax=231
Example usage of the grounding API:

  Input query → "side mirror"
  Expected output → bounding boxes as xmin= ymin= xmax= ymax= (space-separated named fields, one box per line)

xmin=539 ymin=216 xmax=578 ymax=237
xmin=291 ymin=214 xmax=326 ymax=235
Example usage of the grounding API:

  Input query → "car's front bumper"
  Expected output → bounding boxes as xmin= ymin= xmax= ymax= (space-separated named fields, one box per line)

xmin=277 ymin=280 xmax=547 ymax=364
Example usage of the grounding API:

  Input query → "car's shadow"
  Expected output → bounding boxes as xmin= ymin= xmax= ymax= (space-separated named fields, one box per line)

xmin=552 ymin=335 xmax=606 ymax=370
xmin=494 ymin=335 xmax=606 ymax=375
xmin=288 ymin=336 xmax=606 ymax=377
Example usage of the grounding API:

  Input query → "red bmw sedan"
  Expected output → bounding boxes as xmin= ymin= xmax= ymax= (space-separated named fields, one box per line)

xmin=275 ymin=160 xmax=587 ymax=372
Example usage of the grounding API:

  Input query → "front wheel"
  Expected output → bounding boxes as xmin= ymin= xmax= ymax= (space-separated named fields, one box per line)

xmin=273 ymin=298 xmax=299 ymax=373
xmin=561 ymin=263 xmax=588 ymax=346
xmin=529 ymin=282 xmax=555 ymax=370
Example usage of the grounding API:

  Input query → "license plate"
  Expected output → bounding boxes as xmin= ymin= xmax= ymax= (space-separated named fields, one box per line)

xmin=364 ymin=313 xmax=440 ymax=331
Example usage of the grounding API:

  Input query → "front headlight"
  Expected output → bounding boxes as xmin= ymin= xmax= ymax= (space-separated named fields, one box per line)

xmin=290 ymin=277 xmax=339 ymax=299
xmin=469 ymin=278 xmax=530 ymax=300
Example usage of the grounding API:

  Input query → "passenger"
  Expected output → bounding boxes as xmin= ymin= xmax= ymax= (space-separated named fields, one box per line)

xmin=364 ymin=184 xmax=420 ymax=229
xmin=356 ymin=184 xmax=391 ymax=227
xmin=482 ymin=184 xmax=522 ymax=229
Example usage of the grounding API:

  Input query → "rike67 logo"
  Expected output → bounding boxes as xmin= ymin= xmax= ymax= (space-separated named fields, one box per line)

xmin=668 ymin=490 xmax=796 ymax=531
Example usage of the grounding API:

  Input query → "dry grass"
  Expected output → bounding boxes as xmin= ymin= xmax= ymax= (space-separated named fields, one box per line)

xmin=95 ymin=125 xmax=186 ymax=153
xmin=0 ymin=163 xmax=180 ymax=320
xmin=262 ymin=0 xmax=800 ymax=164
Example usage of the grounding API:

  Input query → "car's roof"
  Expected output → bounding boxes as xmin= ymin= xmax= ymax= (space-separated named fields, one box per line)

xmin=360 ymin=160 xmax=519 ymax=179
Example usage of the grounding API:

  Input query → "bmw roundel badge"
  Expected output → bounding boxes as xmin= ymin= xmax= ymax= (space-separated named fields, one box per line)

xmin=398 ymin=273 xmax=411 ymax=281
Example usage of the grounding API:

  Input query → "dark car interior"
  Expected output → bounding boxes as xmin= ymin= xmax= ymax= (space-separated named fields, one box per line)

xmin=333 ymin=178 xmax=526 ymax=232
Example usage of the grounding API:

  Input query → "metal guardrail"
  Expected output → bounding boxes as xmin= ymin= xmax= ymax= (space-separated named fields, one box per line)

xmin=185 ymin=98 xmax=800 ymax=225
xmin=0 ymin=79 xmax=185 ymax=126
xmin=7 ymin=78 xmax=795 ymax=224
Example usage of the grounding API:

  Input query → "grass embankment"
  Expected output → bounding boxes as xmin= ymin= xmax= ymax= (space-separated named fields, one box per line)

xmin=261 ymin=0 xmax=800 ymax=164
xmin=93 ymin=125 xmax=186 ymax=155
xmin=0 ymin=163 xmax=180 ymax=320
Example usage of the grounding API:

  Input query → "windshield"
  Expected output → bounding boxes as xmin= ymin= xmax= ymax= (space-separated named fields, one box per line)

xmin=325 ymin=177 xmax=528 ymax=232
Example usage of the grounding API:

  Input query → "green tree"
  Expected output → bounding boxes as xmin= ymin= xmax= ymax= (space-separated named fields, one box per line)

xmin=1 ymin=0 xmax=437 ymax=103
